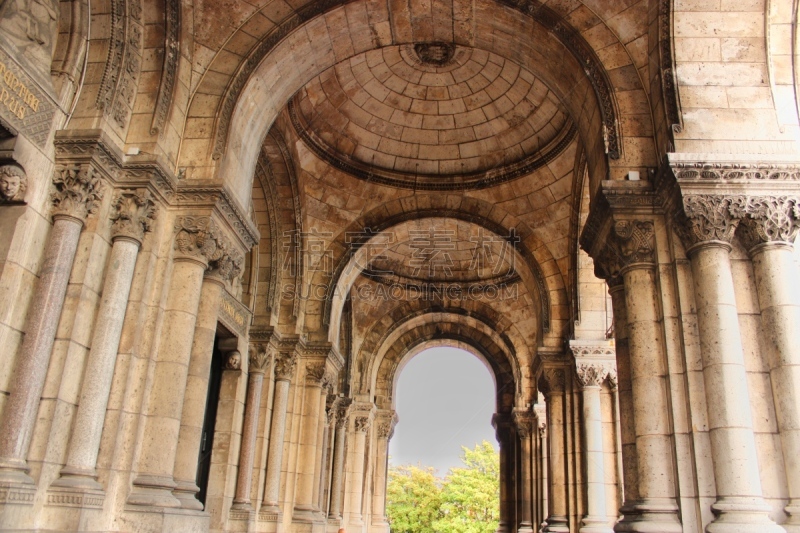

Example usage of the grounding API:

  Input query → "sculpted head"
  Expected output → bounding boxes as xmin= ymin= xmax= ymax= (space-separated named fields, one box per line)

xmin=0 ymin=164 xmax=26 ymax=202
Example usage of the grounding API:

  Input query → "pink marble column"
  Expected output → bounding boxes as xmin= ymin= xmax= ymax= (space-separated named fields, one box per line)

xmin=231 ymin=344 xmax=271 ymax=510
xmin=126 ymin=216 xmax=224 ymax=508
xmin=328 ymin=399 xmax=351 ymax=520
xmin=0 ymin=166 xmax=102 ymax=485
xmin=53 ymin=189 xmax=155 ymax=492
xmin=260 ymin=341 xmax=298 ymax=517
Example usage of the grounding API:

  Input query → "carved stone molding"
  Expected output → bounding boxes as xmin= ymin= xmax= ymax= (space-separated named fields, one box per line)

xmin=110 ymin=188 xmax=156 ymax=243
xmin=375 ymin=411 xmax=398 ymax=440
xmin=675 ymin=195 xmax=746 ymax=251
xmin=607 ymin=369 xmax=618 ymax=390
xmin=569 ymin=341 xmax=616 ymax=360
xmin=225 ymin=350 xmax=242 ymax=371
xmin=273 ymin=351 xmax=297 ymax=381
xmin=173 ymin=216 xmax=225 ymax=265
xmin=354 ymin=416 xmax=371 ymax=433
xmin=738 ymin=196 xmax=800 ymax=250
xmin=538 ymin=367 xmax=567 ymax=395
xmin=151 ymin=0 xmax=180 ymax=136
xmin=0 ymin=163 xmax=27 ymax=204
xmin=670 ymin=161 xmax=800 ymax=182
xmin=248 ymin=344 xmax=270 ymax=374
xmin=612 ymin=219 xmax=656 ymax=268
xmin=207 ymin=249 xmax=244 ymax=283
xmin=51 ymin=166 xmax=103 ymax=222
xmin=575 ymin=363 xmax=609 ymax=389
xmin=325 ymin=394 xmax=338 ymax=425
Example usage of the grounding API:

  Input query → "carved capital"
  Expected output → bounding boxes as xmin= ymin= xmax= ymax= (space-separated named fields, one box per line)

xmin=592 ymin=244 xmax=622 ymax=283
xmin=52 ymin=166 xmax=103 ymax=222
xmin=538 ymin=367 xmax=567 ymax=395
xmin=274 ymin=351 xmax=297 ymax=381
xmin=304 ymin=361 xmax=327 ymax=385
xmin=607 ymin=369 xmax=618 ymax=390
xmin=335 ymin=398 xmax=352 ymax=429
xmin=738 ymin=196 xmax=800 ymax=251
xmin=575 ymin=362 xmax=608 ymax=389
xmin=173 ymin=216 xmax=223 ymax=265
xmin=354 ymin=416 xmax=371 ymax=433
xmin=248 ymin=344 xmax=270 ymax=374
xmin=675 ymin=195 xmax=746 ymax=251
xmin=225 ymin=350 xmax=242 ymax=371
xmin=513 ymin=411 xmax=535 ymax=440
xmin=207 ymin=248 xmax=244 ymax=283
xmin=0 ymin=164 xmax=27 ymax=204
xmin=611 ymin=219 xmax=656 ymax=268
xmin=376 ymin=412 xmax=398 ymax=440
xmin=110 ymin=188 xmax=156 ymax=243
xmin=491 ymin=413 xmax=514 ymax=443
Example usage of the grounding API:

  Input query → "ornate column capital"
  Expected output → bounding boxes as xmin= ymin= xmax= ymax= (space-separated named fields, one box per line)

xmin=611 ymin=219 xmax=656 ymax=270
xmin=575 ymin=362 xmax=610 ymax=389
xmin=375 ymin=411 xmax=399 ymax=440
xmin=738 ymin=195 xmax=800 ymax=252
xmin=335 ymin=398 xmax=353 ymax=429
xmin=110 ymin=188 xmax=157 ymax=244
xmin=248 ymin=343 xmax=270 ymax=374
xmin=674 ymin=194 xmax=746 ymax=253
xmin=51 ymin=166 xmax=103 ymax=222
xmin=538 ymin=367 xmax=567 ymax=396
xmin=304 ymin=361 xmax=328 ymax=386
xmin=173 ymin=216 xmax=223 ymax=266
xmin=273 ymin=351 xmax=297 ymax=381
xmin=513 ymin=410 xmax=535 ymax=440
xmin=569 ymin=340 xmax=616 ymax=390
xmin=354 ymin=416 xmax=372 ymax=433
xmin=492 ymin=412 xmax=515 ymax=443
xmin=206 ymin=246 xmax=244 ymax=284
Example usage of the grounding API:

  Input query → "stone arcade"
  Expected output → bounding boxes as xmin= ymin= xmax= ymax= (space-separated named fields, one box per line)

xmin=0 ymin=1 xmax=799 ymax=532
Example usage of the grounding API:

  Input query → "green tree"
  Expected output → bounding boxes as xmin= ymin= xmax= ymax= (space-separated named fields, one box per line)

xmin=386 ymin=441 xmax=499 ymax=533
xmin=386 ymin=464 xmax=443 ymax=533
xmin=433 ymin=441 xmax=499 ymax=533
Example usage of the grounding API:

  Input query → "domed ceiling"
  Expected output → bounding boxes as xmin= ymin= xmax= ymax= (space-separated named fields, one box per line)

xmin=289 ymin=43 xmax=576 ymax=190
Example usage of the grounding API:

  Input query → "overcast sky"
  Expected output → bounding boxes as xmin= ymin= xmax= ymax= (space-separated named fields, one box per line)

xmin=388 ymin=346 xmax=498 ymax=476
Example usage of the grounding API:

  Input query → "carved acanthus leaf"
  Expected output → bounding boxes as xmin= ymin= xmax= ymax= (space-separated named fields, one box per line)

xmin=248 ymin=344 xmax=270 ymax=373
xmin=52 ymin=166 xmax=104 ymax=221
xmin=274 ymin=351 xmax=297 ymax=381
xmin=676 ymin=195 xmax=746 ymax=249
xmin=513 ymin=411 xmax=535 ymax=440
xmin=538 ymin=368 xmax=566 ymax=395
xmin=354 ymin=416 xmax=371 ymax=433
xmin=173 ymin=216 xmax=223 ymax=264
xmin=575 ymin=363 xmax=608 ymax=389
xmin=110 ymin=188 xmax=157 ymax=243
xmin=738 ymin=196 xmax=800 ymax=250
xmin=305 ymin=361 xmax=327 ymax=385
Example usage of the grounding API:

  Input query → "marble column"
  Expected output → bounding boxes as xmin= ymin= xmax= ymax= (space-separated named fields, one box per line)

xmin=0 ymin=166 xmax=102 ymax=485
xmin=514 ymin=410 xmax=535 ymax=533
xmin=260 ymin=344 xmax=298 ymax=517
xmin=346 ymin=414 xmax=371 ymax=528
xmin=293 ymin=361 xmax=328 ymax=522
xmin=232 ymin=343 xmax=271 ymax=510
xmin=574 ymin=362 xmax=613 ymax=533
xmin=539 ymin=369 xmax=569 ymax=533
xmin=316 ymin=394 xmax=336 ymax=514
xmin=328 ymin=399 xmax=351 ymax=520
xmin=679 ymin=196 xmax=782 ymax=533
xmin=127 ymin=216 xmax=223 ymax=508
xmin=310 ymin=386 xmax=331 ymax=518
xmin=371 ymin=411 xmax=397 ymax=532
xmin=53 ymin=189 xmax=156 ymax=492
xmin=604 ymin=220 xmax=682 ymax=533
xmin=740 ymin=196 xmax=800 ymax=532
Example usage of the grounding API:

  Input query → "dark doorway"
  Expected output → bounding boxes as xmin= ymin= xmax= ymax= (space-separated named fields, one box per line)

xmin=195 ymin=334 xmax=226 ymax=506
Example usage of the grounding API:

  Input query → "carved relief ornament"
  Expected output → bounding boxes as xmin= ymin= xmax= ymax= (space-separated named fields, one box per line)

xmin=248 ymin=344 xmax=270 ymax=374
xmin=513 ymin=411 xmax=535 ymax=440
xmin=225 ymin=350 xmax=242 ymax=371
xmin=110 ymin=188 xmax=156 ymax=243
xmin=612 ymin=219 xmax=656 ymax=268
xmin=354 ymin=416 xmax=371 ymax=433
xmin=538 ymin=367 xmax=566 ymax=395
xmin=304 ymin=361 xmax=327 ymax=385
xmin=335 ymin=398 xmax=352 ymax=429
xmin=737 ymin=196 xmax=800 ymax=250
xmin=273 ymin=351 xmax=297 ymax=381
xmin=675 ymin=195 xmax=747 ymax=251
xmin=575 ymin=363 xmax=609 ymax=389
xmin=51 ymin=166 xmax=103 ymax=222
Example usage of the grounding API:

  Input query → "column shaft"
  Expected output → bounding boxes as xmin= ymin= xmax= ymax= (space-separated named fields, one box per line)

xmin=689 ymin=243 xmax=780 ymax=532
xmin=127 ymin=258 xmax=207 ymax=508
xmin=580 ymin=384 xmax=612 ymax=533
xmin=329 ymin=417 xmax=348 ymax=520
xmin=517 ymin=430 xmax=534 ymax=533
xmin=346 ymin=417 xmax=370 ymax=527
xmin=750 ymin=243 xmax=800 ymax=530
xmin=0 ymin=216 xmax=84 ymax=482
xmin=54 ymin=236 xmax=140 ymax=490
xmin=232 ymin=365 xmax=265 ymax=510
xmin=293 ymin=378 xmax=324 ymax=521
xmin=542 ymin=385 xmax=568 ymax=533
xmin=261 ymin=376 xmax=291 ymax=515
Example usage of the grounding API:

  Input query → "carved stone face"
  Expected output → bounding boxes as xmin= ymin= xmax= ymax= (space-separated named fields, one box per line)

xmin=1 ymin=173 xmax=21 ymax=199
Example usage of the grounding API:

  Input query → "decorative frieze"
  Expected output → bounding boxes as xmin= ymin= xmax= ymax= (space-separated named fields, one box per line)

xmin=110 ymin=188 xmax=156 ymax=243
xmin=51 ymin=166 xmax=103 ymax=221
xmin=0 ymin=163 xmax=26 ymax=203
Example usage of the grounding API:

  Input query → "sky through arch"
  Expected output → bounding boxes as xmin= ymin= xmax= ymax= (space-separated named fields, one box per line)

xmin=388 ymin=346 xmax=497 ymax=475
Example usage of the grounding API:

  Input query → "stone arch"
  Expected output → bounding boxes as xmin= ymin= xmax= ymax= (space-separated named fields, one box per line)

xmin=183 ymin=0 xmax=659 ymax=206
xmin=373 ymin=319 xmax=519 ymax=413
xmin=296 ymin=195 xmax=568 ymax=344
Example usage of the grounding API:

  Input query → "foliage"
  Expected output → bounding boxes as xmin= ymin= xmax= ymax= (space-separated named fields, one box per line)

xmin=386 ymin=441 xmax=499 ymax=533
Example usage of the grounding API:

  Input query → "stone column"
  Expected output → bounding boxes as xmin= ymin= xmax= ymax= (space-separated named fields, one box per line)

xmin=346 ymin=414 xmax=372 ymax=528
xmin=539 ymin=368 xmax=568 ymax=533
xmin=231 ymin=343 xmax=271 ymax=510
xmin=677 ymin=195 xmax=782 ymax=533
xmin=603 ymin=220 xmax=682 ymax=533
xmin=514 ymin=410 xmax=535 ymax=533
xmin=53 ymin=189 xmax=156 ymax=492
xmin=316 ymin=393 xmax=336 ymax=513
xmin=0 ymin=166 xmax=102 ymax=485
xmin=310 ymin=386 xmax=331 ymax=518
xmin=293 ymin=361 xmax=328 ymax=522
xmin=371 ymin=411 xmax=397 ymax=531
xmin=574 ymin=361 xmax=613 ymax=533
xmin=260 ymin=341 xmax=298 ymax=517
xmin=740 ymin=196 xmax=800 ymax=532
xmin=127 ymin=216 xmax=224 ymax=508
xmin=537 ymin=411 xmax=548 ymax=531
xmin=328 ymin=399 xmax=351 ymax=520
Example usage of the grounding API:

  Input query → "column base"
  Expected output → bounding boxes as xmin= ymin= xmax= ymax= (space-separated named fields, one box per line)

xmin=0 ymin=458 xmax=35 ymax=486
xmin=579 ymin=515 xmax=614 ymax=533
xmin=47 ymin=469 xmax=105 ymax=509
xmin=370 ymin=517 xmax=391 ymax=533
xmin=783 ymin=502 xmax=800 ymax=533
xmin=542 ymin=516 xmax=569 ymax=533
xmin=706 ymin=498 xmax=785 ymax=533
xmin=50 ymin=465 xmax=104 ymax=492
xmin=259 ymin=502 xmax=282 ymax=522
xmin=293 ymin=504 xmax=324 ymax=523
xmin=517 ymin=521 xmax=535 ymax=533
xmin=614 ymin=499 xmax=682 ymax=533
xmin=126 ymin=474 xmax=181 ymax=508
xmin=172 ymin=480 xmax=204 ymax=510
